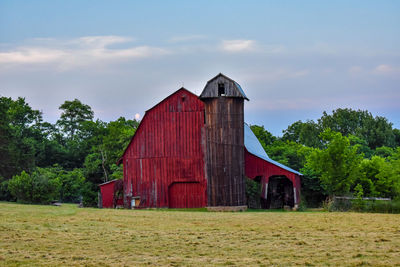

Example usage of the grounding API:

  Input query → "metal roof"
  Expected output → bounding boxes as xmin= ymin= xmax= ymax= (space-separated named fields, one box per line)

xmin=234 ymin=82 xmax=248 ymax=100
xmin=244 ymin=123 xmax=302 ymax=176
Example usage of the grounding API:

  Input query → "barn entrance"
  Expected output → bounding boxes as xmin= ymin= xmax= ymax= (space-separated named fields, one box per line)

xmin=168 ymin=182 xmax=205 ymax=208
xmin=266 ymin=176 xmax=294 ymax=209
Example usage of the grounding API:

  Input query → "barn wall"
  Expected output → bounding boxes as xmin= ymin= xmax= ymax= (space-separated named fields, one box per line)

xmin=203 ymin=97 xmax=246 ymax=206
xmin=122 ymin=89 xmax=206 ymax=208
xmin=245 ymin=150 xmax=301 ymax=204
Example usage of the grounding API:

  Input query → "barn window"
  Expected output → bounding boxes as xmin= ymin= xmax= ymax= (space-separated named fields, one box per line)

xmin=218 ymin=83 xmax=225 ymax=96
xmin=181 ymin=95 xmax=186 ymax=102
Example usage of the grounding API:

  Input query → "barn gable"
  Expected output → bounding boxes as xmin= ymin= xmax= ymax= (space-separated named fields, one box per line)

xmin=118 ymin=88 xmax=201 ymax=163
xmin=120 ymin=88 xmax=206 ymax=208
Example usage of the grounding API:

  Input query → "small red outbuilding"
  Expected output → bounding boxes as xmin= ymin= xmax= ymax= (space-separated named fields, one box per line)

xmin=99 ymin=179 xmax=123 ymax=208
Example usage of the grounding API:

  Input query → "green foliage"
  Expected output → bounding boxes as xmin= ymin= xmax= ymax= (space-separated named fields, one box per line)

xmin=305 ymin=129 xmax=363 ymax=196
xmin=394 ymin=129 xmax=400 ymax=147
xmin=282 ymin=120 xmax=321 ymax=148
xmin=299 ymin=166 xmax=326 ymax=207
xmin=283 ymin=108 xmax=397 ymax=150
xmin=81 ymin=182 xmax=99 ymax=207
xmin=318 ymin=108 xmax=395 ymax=149
xmin=0 ymin=178 xmax=14 ymax=201
xmin=245 ymin=178 xmax=261 ymax=209
xmin=58 ymin=168 xmax=85 ymax=203
xmin=57 ymin=99 xmax=94 ymax=140
xmin=326 ymin=198 xmax=400 ymax=213
xmin=8 ymin=168 xmax=61 ymax=204
xmin=249 ymin=125 xmax=276 ymax=148
xmin=352 ymin=184 xmax=365 ymax=211
xmin=266 ymin=140 xmax=312 ymax=171
xmin=374 ymin=146 xmax=394 ymax=158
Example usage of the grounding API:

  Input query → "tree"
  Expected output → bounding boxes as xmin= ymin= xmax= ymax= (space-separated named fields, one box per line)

xmin=250 ymin=125 xmax=276 ymax=149
xmin=57 ymin=99 xmax=94 ymax=140
xmin=305 ymin=129 xmax=363 ymax=196
xmin=394 ymin=129 xmax=400 ymax=147
xmin=0 ymin=96 xmax=46 ymax=180
xmin=59 ymin=168 xmax=85 ymax=203
xmin=8 ymin=168 xmax=61 ymax=204
xmin=282 ymin=120 xmax=321 ymax=148
xmin=318 ymin=108 xmax=395 ymax=149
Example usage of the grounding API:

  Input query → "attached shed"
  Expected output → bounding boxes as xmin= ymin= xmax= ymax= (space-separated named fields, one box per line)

xmin=244 ymin=124 xmax=301 ymax=208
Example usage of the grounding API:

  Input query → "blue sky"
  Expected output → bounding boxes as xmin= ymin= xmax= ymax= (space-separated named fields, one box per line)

xmin=1 ymin=0 xmax=399 ymax=135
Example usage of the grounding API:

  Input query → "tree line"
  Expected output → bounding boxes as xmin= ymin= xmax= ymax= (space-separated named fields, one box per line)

xmin=251 ymin=108 xmax=400 ymax=207
xmin=0 ymin=97 xmax=138 ymax=206
xmin=1 ymin=96 xmax=399 ymax=208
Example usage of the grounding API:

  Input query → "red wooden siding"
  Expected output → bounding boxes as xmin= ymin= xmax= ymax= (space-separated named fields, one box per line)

xmin=168 ymin=182 xmax=206 ymax=208
xmin=99 ymin=180 xmax=124 ymax=208
xmin=244 ymin=150 xmax=301 ymax=204
xmin=100 ymin=181 xmax=115 ymax=208
xmin=122 ymin=89 xmax=207 ymax=208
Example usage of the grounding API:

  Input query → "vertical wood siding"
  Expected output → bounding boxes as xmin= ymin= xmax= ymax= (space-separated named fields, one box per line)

xmin=122 ymin=89 xmax=206 ymax=208
xmin=99 ymin=181 xmax=116 ymax=208
xmin=203 ymin=97 xmax=246 ymax=206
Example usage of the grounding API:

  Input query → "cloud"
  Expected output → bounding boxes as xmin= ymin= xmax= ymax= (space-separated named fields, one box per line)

xmin=0 ymin=36 xmax=170 ymax=70
xmin=373 ymin=64 xmax=397 ymax=74
xmin=0 ymin=48 xmax=66 ymax=64
xmin=221 ymin=39 xmax=256 ymax=52
xmin=168 ymin=35 xmax=207 ymax=43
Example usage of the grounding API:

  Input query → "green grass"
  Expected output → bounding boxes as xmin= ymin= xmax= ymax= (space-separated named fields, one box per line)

xmin=0 ymin=202 xmax=399 ymax=266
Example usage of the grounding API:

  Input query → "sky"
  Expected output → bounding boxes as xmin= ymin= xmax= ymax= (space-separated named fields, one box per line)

xmin=1 ymin=0 xmax=399 ymax=136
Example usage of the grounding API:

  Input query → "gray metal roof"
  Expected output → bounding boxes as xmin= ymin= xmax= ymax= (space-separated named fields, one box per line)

xmin=244 ymin=123 xmax=302 ymax=176
xmin=234 ymin=82 xmax=248 ymax=100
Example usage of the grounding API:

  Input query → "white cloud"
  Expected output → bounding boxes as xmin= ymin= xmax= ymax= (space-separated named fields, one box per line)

xmin=221 ymin=39 xmax=256 ymax=52
xmin=0 ymin=36 xmax=170 ymax=70
xmin=76 ymin=35 xmax=133 ymax=48
xmin=168 ymin=35 xmax=206 ymax=43
xmin=374 ymin=64 xmax=394 ymax=74
xmin=0 ymin=48 xmax=66 ymax=64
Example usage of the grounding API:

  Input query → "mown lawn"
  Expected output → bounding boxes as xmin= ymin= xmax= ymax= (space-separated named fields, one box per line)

xmin=0 ymin=202 xmax=399 ymax=266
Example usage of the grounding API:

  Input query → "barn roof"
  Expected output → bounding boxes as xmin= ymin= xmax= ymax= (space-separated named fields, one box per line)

xmin=244 ymin=123 xmax=302 ymax=176
xmin=98 ymin=179 xmax=119 ymax=187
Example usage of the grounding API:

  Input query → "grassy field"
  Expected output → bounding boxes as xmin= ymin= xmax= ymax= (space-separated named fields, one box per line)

xmin=0 ymin=203 xmax=399 ymax=266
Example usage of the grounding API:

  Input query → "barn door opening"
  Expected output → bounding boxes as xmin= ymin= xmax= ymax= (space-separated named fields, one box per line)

xmin=266 ymin=176 xmax=294 ymax=209
xmin=168 ymin=182 xmax=205 ymax=208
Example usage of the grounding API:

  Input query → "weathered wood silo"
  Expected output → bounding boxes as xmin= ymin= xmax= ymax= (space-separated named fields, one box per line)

xmin=199 ymin=73 xmax=249 ymax=207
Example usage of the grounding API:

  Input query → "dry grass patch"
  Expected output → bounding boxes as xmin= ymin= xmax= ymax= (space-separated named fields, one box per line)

xmin=0 ymin=202 xmax=399 ymax=266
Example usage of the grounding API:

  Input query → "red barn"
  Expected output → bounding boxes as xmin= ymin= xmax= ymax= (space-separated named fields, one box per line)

xmin=110 ymin=74 xmax=301 ymax=209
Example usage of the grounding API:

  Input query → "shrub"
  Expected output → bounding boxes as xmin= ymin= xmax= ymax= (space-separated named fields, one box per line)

xmin=8 ymin=168 xmax=61 ymax=204
xmin=245 ymin=178 xmax=261 ymax=209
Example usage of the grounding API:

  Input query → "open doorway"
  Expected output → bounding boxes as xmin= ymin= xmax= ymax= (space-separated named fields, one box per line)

xmin=266 ymin=176 xmax=294 ymax=209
